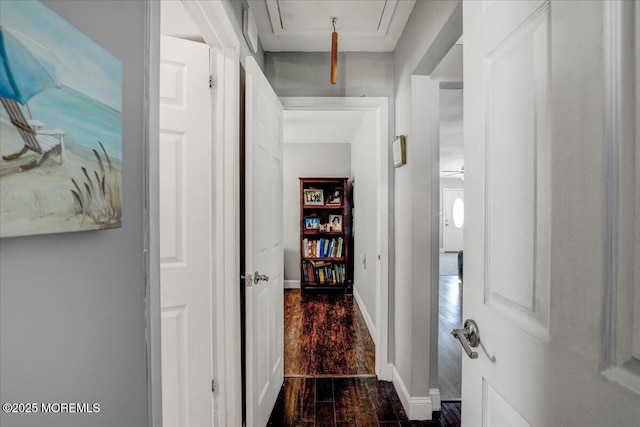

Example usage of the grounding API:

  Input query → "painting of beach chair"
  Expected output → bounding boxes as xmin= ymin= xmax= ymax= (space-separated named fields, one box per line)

xmin=1 ymin=97 xmax=66 ymax=171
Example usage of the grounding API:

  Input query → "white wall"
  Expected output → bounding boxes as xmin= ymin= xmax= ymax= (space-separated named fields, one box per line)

xmin=282 ymin=143 xmax=351 ymax=283
xmin=350 ymin=111 xmax=378 ymax=330
xmin=439 ymin=177 xmax=464 ymax=250
xmin=0 ymin=2 xmax=150 ymax=426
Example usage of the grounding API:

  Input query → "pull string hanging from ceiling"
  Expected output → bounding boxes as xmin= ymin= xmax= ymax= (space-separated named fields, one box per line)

xmin=331 ymin=17 xmax=338 ymax=85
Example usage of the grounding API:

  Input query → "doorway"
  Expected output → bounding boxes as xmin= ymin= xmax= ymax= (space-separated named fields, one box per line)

xmin=280 ymin=97 xmax=391 ymax=382
xmin=431 ymin=37 xmax=464 ymax=403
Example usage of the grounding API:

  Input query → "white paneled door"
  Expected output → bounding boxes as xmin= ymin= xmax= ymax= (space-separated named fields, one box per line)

xmin=443 ymin=188 xmax=464 ymax=252
xmin=160 ymin=36 xmax=215 ymax=427
xmin=244 ymin=56 xmax=285 ymax=427
xmin=462 ymin=1 xmax=639 ymax=426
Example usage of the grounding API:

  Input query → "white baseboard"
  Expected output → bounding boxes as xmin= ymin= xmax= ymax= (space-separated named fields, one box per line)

xmin=353 ymin=287 xmax=376 ymax=344
xmin=378 ymin=362 xmax=393 ymax=382
xmin=429 ymin=388 xmax=441 ymax=411
xmin=284 ymin=280 xmax=300 ymax=289
xmin=392 ymin=365 xmax=433 ymax=420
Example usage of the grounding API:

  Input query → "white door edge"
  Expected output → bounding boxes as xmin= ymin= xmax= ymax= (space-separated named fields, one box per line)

xmin=280 ymin=96 xmax=391 ymax=381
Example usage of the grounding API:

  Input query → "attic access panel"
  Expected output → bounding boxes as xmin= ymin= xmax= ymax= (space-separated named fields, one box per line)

xmin=266 ymin=0 xmax=397 ymax=35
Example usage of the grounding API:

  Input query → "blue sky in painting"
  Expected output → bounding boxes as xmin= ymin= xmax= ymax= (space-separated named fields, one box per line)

xmin=0 ymin=0 xmax=122 ymax=112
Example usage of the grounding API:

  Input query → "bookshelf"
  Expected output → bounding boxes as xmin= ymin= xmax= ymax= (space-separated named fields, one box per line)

xmin=299 ymin=177 xmax=351 ymax=292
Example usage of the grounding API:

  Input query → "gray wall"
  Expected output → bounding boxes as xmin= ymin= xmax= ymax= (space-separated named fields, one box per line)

xmin=392 ymin=0 xmax=461 ymax=399
xmin=0 ymin=2 xmax=149 ymax=427
xmin=283 ymin=143 xmax=351 ymax=282
xmin=350 ymin=111 xmax=378 ymax=328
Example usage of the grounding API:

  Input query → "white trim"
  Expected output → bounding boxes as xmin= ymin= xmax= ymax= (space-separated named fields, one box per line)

xmin=429 ymin=388 xmax=441 ymax=412
xmin=602 ymin=365 xmax=640 ymax=395
xmin=281 ymin=97 xmax=391 ymax=382
xmin=353 ymin=287 xmax=376 ymax=343
xmin=148 ymin=1 xmax=242 ymax=426
xmin=186 ymin=2 xmax=243 ymax=426
xmin=145 ymin=1 xmax=162 ymax=426
xmin=392 ymin=365 xmax=433 ymax=420
xmin=284 ymin=280 xmax=300 ymax=289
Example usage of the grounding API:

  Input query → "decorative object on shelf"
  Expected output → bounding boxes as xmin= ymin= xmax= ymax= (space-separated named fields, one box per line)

xmin=304 ymin=217 xmax=320 ymax=230
xmin=393 ymin=135 xmax=406 ymax=168
xmin=327 ymin=187 xmax=342 ymax=204
xmin=304 ymin=188 xmax=324 ymax=205
xmin=329 ymin=214 xmax=342 ymax=232
xmin=330 ymin=17 xmax=338 ymax=85
xmin=299 ymin=177 xmax=351 ymax=292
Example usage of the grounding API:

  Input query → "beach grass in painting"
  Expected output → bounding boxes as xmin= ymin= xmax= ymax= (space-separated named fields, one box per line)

xmin=0 ymin=1 xmax=122 ymax=238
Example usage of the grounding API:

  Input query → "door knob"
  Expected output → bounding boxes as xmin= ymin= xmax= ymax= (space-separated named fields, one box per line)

xmin=254 ymin=271 xmax=269 ymax=283
xmin=451 ymin=319 xmax=480 ymax=359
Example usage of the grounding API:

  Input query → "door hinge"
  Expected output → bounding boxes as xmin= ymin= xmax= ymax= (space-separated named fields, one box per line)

xmin=209 ymin=75 xmax=216 ymax=89
xmin=211 ymin=379 xmax=216 ymax=393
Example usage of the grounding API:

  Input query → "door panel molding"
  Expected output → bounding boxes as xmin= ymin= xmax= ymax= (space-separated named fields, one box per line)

xmin=483 ymin=2 xmax=550 ymax=338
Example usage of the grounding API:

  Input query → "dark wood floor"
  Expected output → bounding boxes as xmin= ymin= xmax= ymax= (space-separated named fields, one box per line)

xmin=438 ymin=275 xmax=462 ymax=399
xmin=276 ymin=289 xmax=461 ymax=426
xmin=285 ymin=290 xmax=375 ymax=376
xmin=267 ymin=377 xmax=461 ymax=426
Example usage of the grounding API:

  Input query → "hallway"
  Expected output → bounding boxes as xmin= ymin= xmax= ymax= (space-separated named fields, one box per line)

xmin=269 ymin=290 xmax=461 ymax=426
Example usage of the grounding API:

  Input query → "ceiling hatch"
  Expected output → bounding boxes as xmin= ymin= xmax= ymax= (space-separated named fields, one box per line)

xmin=251 ymin=0 xmax=416 ymax=52
xmin=267 ymin=0 xmax=396 ymax=35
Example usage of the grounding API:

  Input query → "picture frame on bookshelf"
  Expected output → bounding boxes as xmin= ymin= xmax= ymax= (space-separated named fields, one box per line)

xmin=304 ymin=189 xmax=324 ymax=205
xmin=329 ymin=214 xmax=342 ymax=232
xmin=327 ymin=187 xmax=342 ymax=204
xmin=305 ymin=217 xmax=321 ymax=230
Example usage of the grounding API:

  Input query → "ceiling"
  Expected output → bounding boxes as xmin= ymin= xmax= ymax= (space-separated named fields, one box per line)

xmin=284 ymin=110 xmax=367 ymax=144
xmin=248 ymin=0 xmax=416 ymax=52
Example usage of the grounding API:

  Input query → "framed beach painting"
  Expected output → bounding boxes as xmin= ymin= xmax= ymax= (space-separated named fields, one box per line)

xmin=0 ymin=0 xmax=122 ymax=238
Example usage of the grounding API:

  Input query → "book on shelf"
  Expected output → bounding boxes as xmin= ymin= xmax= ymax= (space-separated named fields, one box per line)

xmin=302 ymin=237 xmax=344 ymax=259
xmin=302 ymin=260 xmax=346 ymax=285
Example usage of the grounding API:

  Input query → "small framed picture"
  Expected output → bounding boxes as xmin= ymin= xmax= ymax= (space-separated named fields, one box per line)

xmin=329 ymin=214 xmax=342 ymax=232
xmin=304 ymin=189 xmax=324 ymax=205
xmin=327 ymin=187 xmax=342 ymax=204
xmin=305 ymin=217 xmax=321 ymax=230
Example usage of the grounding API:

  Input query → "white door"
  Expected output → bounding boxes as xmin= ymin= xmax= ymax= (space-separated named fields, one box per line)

xmin=443 ymin=188 xmax=464 ymax=252
xmin=160 ymin=35 xmax=215 ymax=427
xmin=244 ymin=56 xmax=284 ymax=427
xmin=462 ymin=1 xmax=639 ymax=426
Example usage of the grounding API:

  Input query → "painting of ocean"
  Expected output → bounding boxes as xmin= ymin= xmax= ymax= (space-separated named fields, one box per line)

xmin=0 ymin=0 xmax=123 ymax=238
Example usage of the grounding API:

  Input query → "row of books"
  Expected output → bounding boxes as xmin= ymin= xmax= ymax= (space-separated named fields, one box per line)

xmin=302 ymin=237 xmax=344 ymax=259
xmin=302 ymin=260 xmax=346 ymax=285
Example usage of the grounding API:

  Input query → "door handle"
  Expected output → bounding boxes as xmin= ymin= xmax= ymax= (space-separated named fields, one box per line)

xmin=254 ymin=271 xmax=269 ymax=283
xmin=451 ymin=319 xmax=480 ymax=359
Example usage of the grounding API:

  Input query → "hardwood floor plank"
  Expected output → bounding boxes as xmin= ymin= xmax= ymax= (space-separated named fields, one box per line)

xmin=362 ymin=377 xmax=398 ymax=422
xmin=298 ymin=378 xmax=316 ymax=422
xmin=333 ymin=377 xmax=356 ymax=422
xmin=284 ymin=290 xmax=375 ymax=377
xmin=353 ymin=377 xmax=380 ymax=427
xmin=316 ymin=378 xmax=334 ymax=402
xmin=316 ymin=401 xmax=336 ymax=427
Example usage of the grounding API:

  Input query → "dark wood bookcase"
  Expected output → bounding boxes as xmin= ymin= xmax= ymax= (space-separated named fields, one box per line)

xmin=299 ymin=177 xmax=351 ymax=292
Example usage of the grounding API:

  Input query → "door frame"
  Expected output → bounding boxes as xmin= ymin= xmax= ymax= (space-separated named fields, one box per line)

xmin=145 ymin=1 xmax=242 ymax=426
xmin=280 ymin=97 xmax=392 ymax=380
